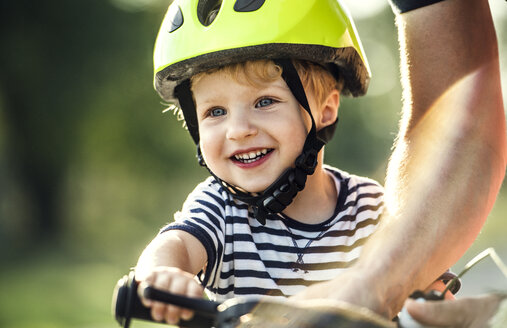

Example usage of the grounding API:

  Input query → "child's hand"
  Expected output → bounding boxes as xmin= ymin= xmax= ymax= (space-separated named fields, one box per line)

xmin=137 ymin=266 xmax=204 ymax=325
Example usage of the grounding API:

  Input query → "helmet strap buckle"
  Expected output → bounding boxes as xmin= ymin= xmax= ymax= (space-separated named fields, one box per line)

xmin=295 ymin=148 xmax=318 ymax=175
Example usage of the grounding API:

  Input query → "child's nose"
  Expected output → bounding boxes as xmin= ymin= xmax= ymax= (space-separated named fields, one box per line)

xmin=225 ymin=112 xmax=257 ymax=140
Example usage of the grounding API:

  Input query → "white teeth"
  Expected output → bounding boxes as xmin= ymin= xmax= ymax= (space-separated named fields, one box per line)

xmin=234 ymin=148 xmax=270 ymax=162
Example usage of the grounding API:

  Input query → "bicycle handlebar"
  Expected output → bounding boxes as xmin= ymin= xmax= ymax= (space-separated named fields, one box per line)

xmin=112 ymin=271 xmax=397 ymax=328
xmin=143 ymin=285 xmax=220 ymax=316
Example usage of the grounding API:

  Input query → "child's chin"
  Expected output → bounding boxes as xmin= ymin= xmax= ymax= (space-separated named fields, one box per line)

xmin=223 ymin=176 xmax=274 ymax=194
xmin=238 ymin=185 xmax=266 ymax=194
xmin=231 ymin=182 xmax=269 ymax=195
xmin=241 ymin=177 xmax=285 ymax=194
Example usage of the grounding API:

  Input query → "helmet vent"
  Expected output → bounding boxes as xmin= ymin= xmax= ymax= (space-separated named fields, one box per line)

xmin=167 ymin=4 xmax=183 ymax=33
xmin=233 ymin=0 xmax=265 ymax=12
xmin=197 ymin=0 xmax=222 ymax=26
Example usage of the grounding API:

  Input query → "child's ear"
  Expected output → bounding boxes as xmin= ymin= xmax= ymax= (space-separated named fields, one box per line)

xmin=319 ymin=89 xmax=340 ymax=128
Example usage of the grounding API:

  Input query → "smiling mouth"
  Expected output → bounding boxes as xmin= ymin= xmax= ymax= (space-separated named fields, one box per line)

xmin=232 ymin=148 xmax=274 ymax=164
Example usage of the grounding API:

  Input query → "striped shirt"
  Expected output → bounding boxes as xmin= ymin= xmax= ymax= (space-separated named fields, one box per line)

xmin=162 ymin=165 xmax=384 ymax=302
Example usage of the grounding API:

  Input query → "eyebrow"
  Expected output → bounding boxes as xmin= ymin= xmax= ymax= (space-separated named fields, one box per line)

xmin=195 ymin=96 xmax=224 ymax=109
xmin=195 ymin=81 xmax=290 ymax=106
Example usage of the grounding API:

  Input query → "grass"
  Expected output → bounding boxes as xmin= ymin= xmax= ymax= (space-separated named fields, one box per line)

xmin=0 ymin=250 xmax=116 ymax=328
xmin=0 ymin=243 xmax=180 ymax=328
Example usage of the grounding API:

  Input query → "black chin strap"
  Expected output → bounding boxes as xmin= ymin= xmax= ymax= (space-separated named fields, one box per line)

xmin=179 ymin=59 xmax=325 ymax=224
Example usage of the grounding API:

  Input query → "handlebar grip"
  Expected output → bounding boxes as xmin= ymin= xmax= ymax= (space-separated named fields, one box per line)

xmin=112 ymin=272 xmax=217 ymax=328
xmin=143 ymin=286 xmax=219 ymax=316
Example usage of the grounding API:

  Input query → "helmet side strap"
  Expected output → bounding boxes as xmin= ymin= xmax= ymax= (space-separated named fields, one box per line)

xmin=174 ymin=79 xmax=200 ymax=144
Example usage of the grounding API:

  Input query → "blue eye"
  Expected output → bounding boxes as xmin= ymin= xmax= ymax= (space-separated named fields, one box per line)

xmin=210 ymin=107 xmax=226 ymax=117
xmin=256 ymin=98 xmax=274 ymax=108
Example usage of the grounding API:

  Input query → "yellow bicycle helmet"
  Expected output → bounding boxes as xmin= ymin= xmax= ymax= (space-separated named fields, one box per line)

xmin=154 ymin=0 xmax=370 ymax=102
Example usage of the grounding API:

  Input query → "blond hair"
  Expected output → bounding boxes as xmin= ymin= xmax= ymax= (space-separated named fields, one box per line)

xmin=190 ymin=59 xmax=343 ymax=107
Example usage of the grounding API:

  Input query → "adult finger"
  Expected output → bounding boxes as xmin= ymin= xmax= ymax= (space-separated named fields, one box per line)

xmin=404 ymin=298 xmax=466 ymax=327
xmin=406 ymin=295 xmax=504 ymax=328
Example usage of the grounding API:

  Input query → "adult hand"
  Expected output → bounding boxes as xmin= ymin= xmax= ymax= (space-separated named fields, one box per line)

xmin=404 ymin=293 xmax=506 ymax=328
xmin=290 ymin=269 xmax=389 ymax=317
xmin=291 ymin=269 xmax=454 ymax=319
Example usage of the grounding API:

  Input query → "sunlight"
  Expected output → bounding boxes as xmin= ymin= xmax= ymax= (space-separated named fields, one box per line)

xmin=341 ymin=0 xmax=389 ymax=20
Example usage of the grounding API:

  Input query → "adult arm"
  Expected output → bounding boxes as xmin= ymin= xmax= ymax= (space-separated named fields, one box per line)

xmin=293 ymin=0 xmax=506 ymax=318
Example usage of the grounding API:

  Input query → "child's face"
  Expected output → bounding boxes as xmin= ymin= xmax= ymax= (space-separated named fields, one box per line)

xmin=193 ymin=70 xmax=309 ymax=193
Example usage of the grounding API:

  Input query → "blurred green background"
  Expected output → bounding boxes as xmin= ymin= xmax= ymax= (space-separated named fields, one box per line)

xmin=0 ymin=1 xmax=506 ymax=327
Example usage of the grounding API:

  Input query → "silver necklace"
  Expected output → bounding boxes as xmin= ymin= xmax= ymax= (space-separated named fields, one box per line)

xmin=281 ymin=215 xmax=328 ymax=273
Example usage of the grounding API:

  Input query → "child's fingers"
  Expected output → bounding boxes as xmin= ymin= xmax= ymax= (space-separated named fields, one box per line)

xmin=163 ymin=274 xmax=193 ymax=324
xmin=136 ymin=268 xmax=204 ymax=324
xmin=187 ymin=280 xmax=204 ymax=298
xmin=137 ymin=282 xmax=153 ymax=308
xmin=150 ymin=272 xmax=173 ymax=322
xmin=180 ymin=280 xmax=204 ymax=321
xmin=136 ymin=270 xmax=157 ymax=307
